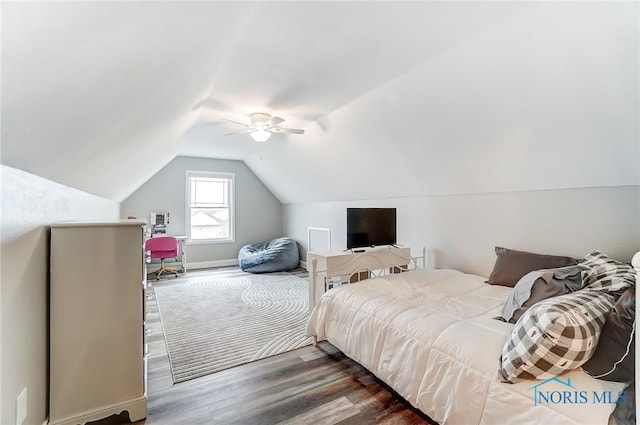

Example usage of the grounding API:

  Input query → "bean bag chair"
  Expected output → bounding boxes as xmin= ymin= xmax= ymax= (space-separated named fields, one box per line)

xmin=238 ymin=237 xmax=299 ymax=273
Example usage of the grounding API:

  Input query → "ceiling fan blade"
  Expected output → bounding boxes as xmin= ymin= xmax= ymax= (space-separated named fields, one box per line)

xmin=268 ymin=116 xmax=285 ymax=126
xmin=271 ymin=127 xmax=305 ymax=135
xmin=222 ymin=118 xmax=251 ymax=127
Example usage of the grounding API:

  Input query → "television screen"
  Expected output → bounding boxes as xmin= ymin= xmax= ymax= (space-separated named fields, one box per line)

xmin=347 ymin=208 xmax=396 ymax=249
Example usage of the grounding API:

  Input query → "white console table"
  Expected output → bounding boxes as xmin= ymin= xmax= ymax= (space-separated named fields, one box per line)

xmin=306 ymin=247 xmax=424 ymax=310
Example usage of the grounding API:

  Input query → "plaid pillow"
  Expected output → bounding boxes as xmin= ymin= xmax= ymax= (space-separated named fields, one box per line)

xmin=499 ymin=289 xmax=616 ymax=383
xmin=581 ymin=251 xmax=635 ymax=293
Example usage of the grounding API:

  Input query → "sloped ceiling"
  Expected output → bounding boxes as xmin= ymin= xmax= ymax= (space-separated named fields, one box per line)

xmin=2 ymin=2 xmax=638 ymax=203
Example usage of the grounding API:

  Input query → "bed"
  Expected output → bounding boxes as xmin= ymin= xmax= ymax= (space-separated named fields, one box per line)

xmin=306 ymin=249 xmax=637 ymax=425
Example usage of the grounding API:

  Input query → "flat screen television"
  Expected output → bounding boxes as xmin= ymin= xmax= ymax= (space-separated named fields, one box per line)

xmin=347 ymin=208 xmax=397 ymax=249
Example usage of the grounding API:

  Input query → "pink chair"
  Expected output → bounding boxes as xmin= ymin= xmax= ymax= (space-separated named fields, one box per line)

xmin=145 ymin=236 xmax=180 ymax=280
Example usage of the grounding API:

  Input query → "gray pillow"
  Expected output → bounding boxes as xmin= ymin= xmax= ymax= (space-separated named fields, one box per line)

xmin=486 ymin=246 xmax=578 ymax=287
xmin=582 ymin=286 xmax=635 ymax=383
xmin=500 ymin=265 xmax=584 ymax=323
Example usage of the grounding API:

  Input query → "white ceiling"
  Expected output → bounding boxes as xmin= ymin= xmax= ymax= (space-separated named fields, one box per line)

xmin=2 ymin=2 xmax=638 ymax=203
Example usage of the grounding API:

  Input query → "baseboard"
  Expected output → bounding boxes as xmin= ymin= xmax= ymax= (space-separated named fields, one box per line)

xmin=187 ymin=259 xmax=238 ymax=270
xmin=42 ymin=419 xmax=49 ymax=425
xmin=186 ymin=259 xmax=304 ymax=270
xmin=49 ymin=397 xmax=146 ymax=425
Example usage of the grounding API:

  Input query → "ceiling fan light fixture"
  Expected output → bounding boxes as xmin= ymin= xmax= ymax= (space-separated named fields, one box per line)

xmin=223 ymin=113 xmax=303 ymax=142
xmin=250 ymin=128 xmax=271 ymax=143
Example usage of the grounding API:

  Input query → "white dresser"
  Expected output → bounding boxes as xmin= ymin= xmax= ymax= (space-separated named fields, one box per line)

xmin=49 ymin=220 xmax=147 ymax=425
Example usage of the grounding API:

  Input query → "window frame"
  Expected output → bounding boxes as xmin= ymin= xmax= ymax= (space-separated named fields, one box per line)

xmin=185 ymin=170 xmax=235 ymax=244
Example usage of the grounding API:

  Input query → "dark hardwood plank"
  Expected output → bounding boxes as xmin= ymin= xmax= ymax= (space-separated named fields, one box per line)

xmin=278 ymin=396 xmax=361 ymax=425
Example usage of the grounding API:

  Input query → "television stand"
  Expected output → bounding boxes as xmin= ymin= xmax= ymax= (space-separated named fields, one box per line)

xmin=306 ymin=247 xmax=426 ymax=311
xmin=344 ymin=244 xmax=400 ymax=253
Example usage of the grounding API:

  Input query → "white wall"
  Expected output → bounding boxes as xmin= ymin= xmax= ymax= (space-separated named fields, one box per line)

xmin=0 ymin=165 xmax=119 ymax=425
xmin=121 ymin=156 xmax=283 ymax=265
xmin=284 ymin=186 xmax=640 ymax=277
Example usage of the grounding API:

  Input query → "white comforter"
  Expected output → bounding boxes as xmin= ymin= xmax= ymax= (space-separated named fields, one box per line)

xmin=306 ymin=269 xmax=625 ymax=425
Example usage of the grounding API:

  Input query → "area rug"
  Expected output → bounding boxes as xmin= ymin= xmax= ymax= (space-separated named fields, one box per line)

xmin=153 ymin=269 xmax=313 ymax=383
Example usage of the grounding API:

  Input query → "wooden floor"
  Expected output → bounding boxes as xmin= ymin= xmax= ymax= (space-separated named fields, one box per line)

xmin=94 ymin=276 xmax=436 ymax=425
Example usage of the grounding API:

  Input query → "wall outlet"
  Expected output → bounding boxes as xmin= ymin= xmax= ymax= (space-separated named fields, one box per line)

xmin=16 ymin=387 xmax=27 ymax=425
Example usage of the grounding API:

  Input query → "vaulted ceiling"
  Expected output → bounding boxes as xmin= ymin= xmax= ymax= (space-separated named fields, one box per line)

xmin=2 ymin=2 xmax=638 ymax=203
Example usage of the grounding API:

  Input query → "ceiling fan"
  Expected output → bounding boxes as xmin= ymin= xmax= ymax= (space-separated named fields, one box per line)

xmin=223 ymin=113 xmax=305 ymax=143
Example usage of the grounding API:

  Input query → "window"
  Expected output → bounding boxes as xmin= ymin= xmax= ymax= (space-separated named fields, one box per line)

xmin=186 ymin=171 xmax=234 ymax=242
